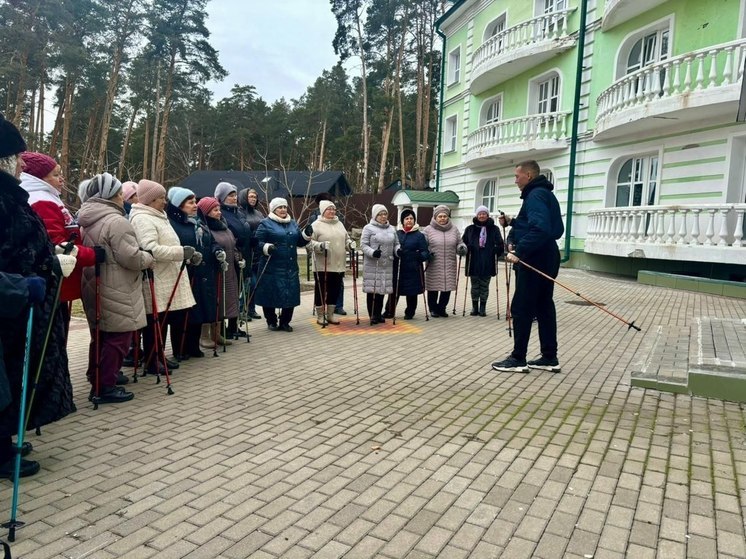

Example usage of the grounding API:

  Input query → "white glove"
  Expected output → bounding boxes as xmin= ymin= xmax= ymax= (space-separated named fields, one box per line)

xmin=190 ymin=252 xmax=203 ymax=266
xmin=215 ymin=250 xmax=226 ymax=262
xmin=238 ymin=259 xmax=246 ymax=269
xmin=318 ymin=241 xmax=330 ymax=253
xmin=347 ymin=241 xmax=357 ymax=252
xmin=220 ymin=261 xmax=229 ymax=272
xmin=263 ymin=243 xmax=275 ymax=256
xmin=55 ymin=243 xmax=78 ymax=258
xmin=56 ymin=254 xmax=77 ymax=278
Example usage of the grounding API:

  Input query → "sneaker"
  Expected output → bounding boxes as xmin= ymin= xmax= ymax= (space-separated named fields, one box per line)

xmin=491 ymin=356 xmax=529 ymax=373
xmin=527 ymin=356 xmax=561 ymax=373
xmin=335 ymin=308 xmax=347 ymax=316
xmin=0 ymin=457 xmax=40 ymax=479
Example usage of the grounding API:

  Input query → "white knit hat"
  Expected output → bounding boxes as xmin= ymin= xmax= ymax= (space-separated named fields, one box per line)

xmin=270 ymin=197 xmax=288 ymax=213
xmin=319 ymin=200 xmax=336 ymax=217
xmin=371 ymin=204 xmax=388 ymax=220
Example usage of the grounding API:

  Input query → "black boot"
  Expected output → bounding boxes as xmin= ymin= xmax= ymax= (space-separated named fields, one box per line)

xmin=479 ymin=300 xmax=487 ymax=317
xmin=470 ymin=300 xmax=479 ymax=316
xmin=95 ymin=386 xmax=134 ymax=404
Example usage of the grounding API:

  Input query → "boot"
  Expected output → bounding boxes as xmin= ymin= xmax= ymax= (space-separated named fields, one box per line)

xmin=479 ymin=300 xmax=487 ymax=317
xmin=326 ymin=305 xmax=340 ymax=325
xmin=316 ymin=306 xmax=326 ymax=325
xmin=470 ymin=299 xmax=479 ymax=316
xmin=199 ymin=324 xmax=214 ymax=348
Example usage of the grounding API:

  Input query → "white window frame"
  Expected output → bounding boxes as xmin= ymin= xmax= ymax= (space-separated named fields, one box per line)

xmin=447 ymin=47 xmax=461 ymax=86
xmin=616 ymin=16 xmax=673 ymax=81
xmin=479 ymin=179 xmax=498 ymax=213
xmin=612 ymin=154 xmax=660 ymax=208
xmin=480 ymin=94 xmax=503 ymax=126
xmin=528 ymin=70 xmax=562 ymax=114
xmin=444 ymin=115 xmax=458 ymax=153
xmin=484 ymin=12 xmax=508 ymax=50
xmin=541 ymin=168 xmax=555 ymax=186
xmin=536 ymin=0 xmax=567 ymax=16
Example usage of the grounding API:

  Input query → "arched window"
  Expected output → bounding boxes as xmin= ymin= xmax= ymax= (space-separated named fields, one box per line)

xmin=484 ymin=14 xmax=506 ymax=41
xmin=530 ymin=71 xmax=561 ymax=114
xmin=480 ymin=179 xmax=497 ymax=212
xmin=614 ymin=155 xmax=659 ymax=207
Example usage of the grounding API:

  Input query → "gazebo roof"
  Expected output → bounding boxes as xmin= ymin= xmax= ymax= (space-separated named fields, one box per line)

xmin=391 ymin=189 xmax=460 ymax=207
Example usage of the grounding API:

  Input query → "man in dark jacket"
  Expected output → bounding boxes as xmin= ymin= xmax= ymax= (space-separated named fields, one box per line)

xmin=492 ymin=160 xmax=564 ymax=373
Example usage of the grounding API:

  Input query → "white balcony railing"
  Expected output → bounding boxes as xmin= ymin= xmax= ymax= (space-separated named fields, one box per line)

xmin=466 ymin=112 xmax=570 ymax=154
xmin=472 ymin=9 xmax=576 ymax=75
xmin=586 ymin=204 xmax=746 ymax=264
xmin=597 ymin=39 xmax=746 ymax=126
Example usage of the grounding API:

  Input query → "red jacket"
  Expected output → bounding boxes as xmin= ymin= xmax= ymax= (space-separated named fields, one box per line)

xmin=20 ymin=173 xmax=96 ymax=302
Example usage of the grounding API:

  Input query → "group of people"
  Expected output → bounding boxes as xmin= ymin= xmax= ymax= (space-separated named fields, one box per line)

xmin=0 ymin=108 xmax=564 ymax=480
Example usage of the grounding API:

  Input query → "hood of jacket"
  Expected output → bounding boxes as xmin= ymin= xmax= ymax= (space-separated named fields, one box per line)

xmin=19 ymin=172 xmax=63 ymax=206
xmin=129 ymin=202 xmax=168 ymax=222
xmin=520 ymin=174 xmax=554 ymax=199
xmin=472 ymin=216 xmax=495 ymax=227
xmin=77 ymin=197 xmax=125 ymax=228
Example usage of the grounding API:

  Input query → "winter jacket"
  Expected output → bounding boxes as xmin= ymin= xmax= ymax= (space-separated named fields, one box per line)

xmin=238 ymin=190 xmax=264 ymax=270
xmin=0 ymin=170 xmax=75 ymax=435
xmin=361 ymin=219 xmax=400 ymax=294
xmin=204 ymin=214 xmax=239 ymax=319
xmin=254 ymin=213 xmax=309 ymax=309
xmin=462 ymin=217 xmax=504 ymax=278
xmin=222 ymin=203 xmax=252 ymax=256
xmin=129 ymin=203 xmax=195 ymax=315
xmin=167 ymin=203 xmax=220 ymax=325
xmin=393 ymin=225 xmax=430 ymax=296
xmin=423 ymin=220 xmax=465 ymax=292
xmin=308 ymin=216 xmax=353 ymax=274
xmin=78 ymin=197 xmax=154 ymax=333
xmin=508 ymin=175 xmax=564 ymax=269
xmin=20 ymin=172 xmax=96 ymax=302
xmin=0 ymin=273 xmax=29 ymax=413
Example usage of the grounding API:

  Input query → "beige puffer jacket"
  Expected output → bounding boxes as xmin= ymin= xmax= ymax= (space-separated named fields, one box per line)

xmin=308 ymin=217 xmax=353 ymax=273
xmin=78 ymin=198 xmax=154 ymax=332
xmin=129 ymin=203 xmax=196 ymax=314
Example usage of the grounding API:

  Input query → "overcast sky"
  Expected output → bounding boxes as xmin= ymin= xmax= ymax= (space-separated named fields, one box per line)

xmin=204 ymin=1 xmax=342 ymax=104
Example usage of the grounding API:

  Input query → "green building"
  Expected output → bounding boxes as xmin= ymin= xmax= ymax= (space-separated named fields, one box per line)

xmin=436 ymin=0 xmax=746 ymax=280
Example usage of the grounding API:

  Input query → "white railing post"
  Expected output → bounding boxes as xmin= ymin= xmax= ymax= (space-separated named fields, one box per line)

xmin=665 ymin=210 xmax=676 ymax=244
xmin=734 ymin=208 xmax=745 ymax=247
xmin=677 ymin=209 xmax=688 ymax=244
xmin=690 ymin=209 xmax=701 ymax=245
xmin=705 ymin=209 xmax=717 ymax=245
xmin=717 ymin=207 xmax=730 ymax=246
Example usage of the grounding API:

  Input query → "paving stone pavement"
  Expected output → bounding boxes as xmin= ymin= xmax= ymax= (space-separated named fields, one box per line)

xmin=1 ymin=268 xmax=745 ymax=559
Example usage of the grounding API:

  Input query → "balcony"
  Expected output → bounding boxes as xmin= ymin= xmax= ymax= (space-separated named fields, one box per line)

xmin=465 ymin=112 xmax=570 ymax=167
xmin=602 ymin=0 xmax=668 ymax=31
xmin=585 ymin=204 xmax=746 ymax=265
xmin=470 ymin=9 xmax=577 ymax=95
xmin=595 ymin=39 xmax=746 ymax=140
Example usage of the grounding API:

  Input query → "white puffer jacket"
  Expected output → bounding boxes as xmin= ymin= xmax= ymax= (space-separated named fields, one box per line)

xmin=129 ymin=203 xmax=195 ymax=314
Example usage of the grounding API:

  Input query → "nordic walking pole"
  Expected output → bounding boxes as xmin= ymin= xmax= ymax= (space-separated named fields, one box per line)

xmin=495 ymin=258 xmax=501 ymax=320
xmin=148 ymin=269 xmax=174 ymax=393
xmin=350 ymin=249 xmax=360 ymax=325
xmin=246 ymin=253 xmax=273 ymax=309
xmin=513 ymin=257 xmax=642 ymax=331
xmin=212 ymin=270 xmax=221 ymax=358
xmin=5 ymin=305 xmax=34 ymax=541
xmin=371 ymin=246 xmax=381 ymax=324
xmin=462 ymin=275 xmax=470 ymax=317
xmin=179 ymin=275 xmax=196 ymax=358
xmin=143 ymin=259 xmax=187 ymax=368
xmin=419 ymin=264 xmax=429 ymax=321
xmin=221 ymin=264 xmax=227 ymax=353
xmin=91 ymin=262 xmax=103 ymax=408
xmin=323 ymin=245 xmax=329 ymax=326
xmin=452 ymin=254 xmax=462 ymax=315
xmin=500 ymin=216 xmax=512 ymax=337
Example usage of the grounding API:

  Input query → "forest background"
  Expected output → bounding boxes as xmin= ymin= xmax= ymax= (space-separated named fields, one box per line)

xmin=0 ymin=0 xmax=449 ymax=205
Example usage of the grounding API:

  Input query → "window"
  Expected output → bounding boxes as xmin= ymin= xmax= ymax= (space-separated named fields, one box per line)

xmin=485 ymin=14 xmax=506 ymax=40
xmin=481 ymin=179 xmax=497 ymax=212
xmin=448 ymin=48 xmax=461 ymax=85
xmin=626 ymin=29 xmax=669 ymax=75
xmin=541 ymin=0 xmax=567 ymax=14
xmin=542 ymin=168 xmax=555 ymax=186
xmin=481 ymin=96 xmax=502 ymax=142
xmin=537 ymin=74 xmax=560 ymax=114
xmin=444 ymin=115 xmax=458 ymax=152
xmin=615 ymin=155 xmax=659 ymax=207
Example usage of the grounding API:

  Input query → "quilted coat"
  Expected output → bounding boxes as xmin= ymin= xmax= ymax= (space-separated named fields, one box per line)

xmin=361 ymin=219 xmax=400 ymax=294
xmin=423 ymin=219 xmax=465 ymax=292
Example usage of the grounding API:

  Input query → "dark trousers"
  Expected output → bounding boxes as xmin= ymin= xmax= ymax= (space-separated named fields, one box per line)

xmin=385 ymin=294 xmax=418 ymax=317
xmin=335 ymin=278 xmax=345 ymax=310
xmin=427 ymin=291 xmax=451 ymax=315
xmin=510 ymin=251 xmax=560 ymax=361
xmin=314 ymin=272 xmax=343 ymax=307
xmin=168 ymin=309 xmax=188 ymax=355
xmin=366 ymin=293 xmax=385 ymax=318
xmin=470 ymin=276 xmax=491 ymax=302
xmin=87 ymin=330 xmax=131 ymax=389
xmin=263 ymin=307 xmax=294 ymax=327
xmin=143 ymin=311 xmax=167 ymax=368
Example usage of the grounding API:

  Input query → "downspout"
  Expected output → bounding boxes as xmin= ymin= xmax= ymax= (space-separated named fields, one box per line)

xmin=434 ymin=26 xmax=446 ymax=192
xmin=562 ymin=0 xmax=588 ymax=263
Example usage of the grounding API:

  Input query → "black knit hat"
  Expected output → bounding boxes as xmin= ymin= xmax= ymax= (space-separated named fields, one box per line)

xmin=0 ymin=113 xmax=27 ymax=158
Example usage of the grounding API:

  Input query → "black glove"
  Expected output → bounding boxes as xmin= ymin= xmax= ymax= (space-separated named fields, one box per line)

xmin=183 ymin=246 xmax=196 ymax=261
xmin=457 ymin=246 xmax=467 ymax=257
xmin=304 ymin=224 xmax=314 ymax=237
xmin=25 ymin=276 xmax=46 ymax=304
xmin=94 ymin=246 xmax=106 ymax=264
xmin=266 ymin=244 xmax=276 ymax=254
xmin=372 ymin=248 xmax=382 ymax=259
xmin=395 ymin=248 xmax=402 ymax=258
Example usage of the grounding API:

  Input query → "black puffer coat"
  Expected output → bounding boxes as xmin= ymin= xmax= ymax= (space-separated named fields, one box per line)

xmin=167 ymin=203 xmax=220 ymax=324
xmin=462 ymin=217 xmax=504 ymax=277
xmin=221 ymin=203 xmax=252 ymax=257
xmin=0 ymin=170 xmax=75 ymax=436
xmin=393 ymin=225 xmax=430 ymax=296
xmin=238 ymin=189 xmax=264 ymax=270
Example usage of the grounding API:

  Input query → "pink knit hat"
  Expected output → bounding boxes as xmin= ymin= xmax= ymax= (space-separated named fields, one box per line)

xmin=197 ymin=196 xmax=220 ymax=217
xmin=22 ymin=152 xmax=57 ymax=179
xmin=137 ymin=179 xmax=166 ymax=205
xmin=122 ymin=181 xmax=138 ymax=202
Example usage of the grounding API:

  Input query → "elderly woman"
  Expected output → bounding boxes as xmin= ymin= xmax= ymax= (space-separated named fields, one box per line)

xmin=79 ymin=173 xmax=154 ymax=403
xmin=19 ymin=152 xmax=96 ymax=334
xmin=197 ymin=196 xmax=241 ymax=345
xmin=307 ymin=200 xmax=355 ymax=325
xmin=463 ymin=205 xmax=504 ymax=317
xmin=423 ymin=205 xmax=466 ymax=318
xmin=166 ymin=187 xmax=218 ymax=359
xmin=254 ymin=197 xmax=310 ymax=331
xmin=130 ymin=179 xmax=196 ymax=374
xmin=361 ymin=204 xmax=400 ymax=325
xmin=238 ymin=188 xmax=264 ymax=320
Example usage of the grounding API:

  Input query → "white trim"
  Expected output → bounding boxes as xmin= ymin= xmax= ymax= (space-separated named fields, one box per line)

xmin=482 ymin=10 xmax=508 ymax=42
xmin=605 ymin=148 xmax=664 ymax=207
xmin=613 ymin=14 xmax=674 ymax=80
xmin=444 ymin=115 xmax=459 ymax=153
xmin=479 ymin=93 xmax=504 ymax=126
xmin=527 ymin=67 xmax=564 ymax=114
xmin=447 ymin=45 xmax=463 ymax=86
xmin=740 ymin=0 xmax=746 ymax=39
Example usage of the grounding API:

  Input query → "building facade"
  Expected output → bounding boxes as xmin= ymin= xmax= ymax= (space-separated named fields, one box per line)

xmin=436 ymin=0 xmax=746 ymax=279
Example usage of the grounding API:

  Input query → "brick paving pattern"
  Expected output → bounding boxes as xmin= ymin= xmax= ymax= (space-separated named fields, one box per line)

xmin=1 ymin=269 xmax=745 ymax=558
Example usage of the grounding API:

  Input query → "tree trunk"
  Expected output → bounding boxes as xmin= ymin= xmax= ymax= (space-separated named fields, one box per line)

xmin=150 ymin=64 xmax=161 ymax=180
xmin=377 ymin=108 xmax=394 ymax=193
xmin=48 ymin=85 xmax=66 ymax=156
xmin=155 ymin=52 xmax=177 ymax=183
xmin=11 ymin=52 xmax=29 ymax=126
xmin=37 ymin=75 xmax=45 ymax=151
xmin=118 ymin=104 xmax=139 ymax=179
xmin=143 ymin=116 xmax=150 ymax=178
xmin=395 ymin=13 xmax=408 ymax=191
xmin=28 ymin=87 xmax=36 ymax=150
xmin=318 ymin=118 xmax=327 ymax=171
xmin=97 ymin=47 xmax=124 ymax=172
xmin=354 ymin=12 xmax=369 ymax=192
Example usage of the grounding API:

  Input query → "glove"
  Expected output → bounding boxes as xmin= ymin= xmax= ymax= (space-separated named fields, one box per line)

xmin=498 ymin=213 xmax=511 ymax=227
xmin=220 ymin=261 xmax=229 ymax=272
xmin=55 ymin=254 xmax=77 ymax=278
xmin=264 ymin=243 xmax=276 ymax=255
xmin=25 ymin=276 xmax=46 ymax=304
xmin=93 ymin=246 xmax=106 ymax=264
xmin=183 ymin=246 xmax=196 ymax=261
xmin=55 ymin=243 xmax=78 ymax=258
xmin=457 ymin=246 xmax=467 ymax=257
xmin=321 ymin=241 xmax=330 ymax=252
xmin=190 ymin=251 xmax=203 ymax=266
xmin=372 ymin=248 xmax=382 ymax=259
xmin=347 ymin=241 xmax=357 ymax=252
xmin=304 ymin=224 xmax=314 ymax=237
xmin=396 ymin=248 xmax=402 ymax=258
xmin=215 ymin=249 xmax=227 ymax=262
xmin=238 ymin=259 xmax=246 ymax=269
